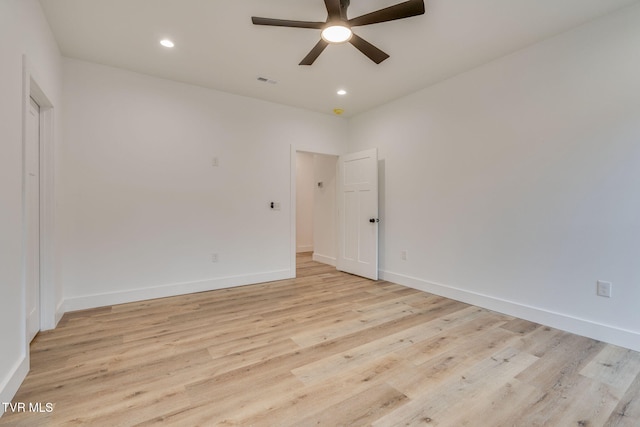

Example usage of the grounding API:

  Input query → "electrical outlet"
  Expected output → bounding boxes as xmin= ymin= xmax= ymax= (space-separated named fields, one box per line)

xmin=212 ymin=157 xmax=219 ymax=167
xmin=212 ymin=253 xmax=218 ymax=263
xmin=270 ymin=202 xmax=281 ymax=211
xmin=596 ymin=280 xmax=612 ymax=298
xmin=401 ymin=250 xmax=408 ymax=261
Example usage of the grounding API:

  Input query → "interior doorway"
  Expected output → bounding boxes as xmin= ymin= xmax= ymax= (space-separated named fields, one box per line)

xmin=294 ymin=151 xmax=338 ymax=269
xmin=23 ymin=56 xmax=58 ymax=339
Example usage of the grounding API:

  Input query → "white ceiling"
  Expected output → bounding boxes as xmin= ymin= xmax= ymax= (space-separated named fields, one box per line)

xmin=40 ymin=0 xmax=639 ymax=117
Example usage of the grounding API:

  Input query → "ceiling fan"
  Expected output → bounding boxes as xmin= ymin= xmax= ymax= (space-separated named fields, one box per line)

xmin=251 ymin=0 xmax=425 ymax=65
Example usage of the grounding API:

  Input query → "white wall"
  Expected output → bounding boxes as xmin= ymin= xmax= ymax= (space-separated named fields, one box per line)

xmin=0 ymin=0 xmax=62 ymax=414
xmin=59 ymin=59 xmax=347 ymax=311
xmin=296 ymin=152 xmax=314 ymax=253
xmin=313 ymin=154 xmax=338 ymax=265
xmin=348 ymin=4 xmax=640 ymax=351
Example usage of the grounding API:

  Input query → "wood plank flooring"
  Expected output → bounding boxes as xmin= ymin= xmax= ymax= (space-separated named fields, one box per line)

xmin=2 ymin=253 xmax=640 ymax=426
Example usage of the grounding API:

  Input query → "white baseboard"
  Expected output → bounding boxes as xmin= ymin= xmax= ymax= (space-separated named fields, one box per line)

xmin=296 ymin=245 xmax=314 ymax=253
xmin=63 ymin=269 xmax=293 ymax=313
xmin=0 ymin=356 xmax=29 ymax=418
xmin=55 ymin=300 xmax=65 ymax=326
xmin=312 ymin=253 xmax=336 ymax=267
xmin=380 ymin=269 xmax=640 ymax=353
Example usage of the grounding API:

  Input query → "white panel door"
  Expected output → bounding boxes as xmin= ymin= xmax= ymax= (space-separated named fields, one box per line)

xmin=337 ymin=148 xmax=378 ymax=280
xmin=26 ymin=97 xmax=41 ymax=342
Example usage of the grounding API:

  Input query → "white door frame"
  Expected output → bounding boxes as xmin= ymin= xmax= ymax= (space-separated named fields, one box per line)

xmin=22 ymin=56 xmax=58 ymax=341
xmin=25 ymin=96 xmax=41 ymax=342
xmin=289 ymin=145 xmax=340 ymax=277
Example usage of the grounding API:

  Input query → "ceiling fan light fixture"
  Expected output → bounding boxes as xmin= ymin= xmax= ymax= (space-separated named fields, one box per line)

xmin=251 ymin=0 xmax=425 ymax=65
xmin=321 ymin=25 xmax=352 ymax=43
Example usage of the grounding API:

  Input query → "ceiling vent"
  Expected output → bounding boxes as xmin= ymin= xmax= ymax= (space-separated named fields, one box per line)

xmin=257 ymin=76 xmax=277 ymax=84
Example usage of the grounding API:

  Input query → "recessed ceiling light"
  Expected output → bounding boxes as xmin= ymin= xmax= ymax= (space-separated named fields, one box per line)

xmin=337 ymin=89 xmax=347 ymax=96
xmin=160 ymin=39 xmax=175 ymax=48
xmin=321 ymin=25 xmax=352 ymax=43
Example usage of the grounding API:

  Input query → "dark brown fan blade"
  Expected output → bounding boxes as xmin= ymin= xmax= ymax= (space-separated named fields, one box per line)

xmin=252 ymin=17 xmax=324 ymax=29
xmin=324 ymin=0 xmax=342 ymax=20
xmin=348 ymin=0 xmax=425 ymax=27
xmin=349 ymin=33 xmax=390 ymax=64
xmin=299 ymin=39 xmax=330 ymax=65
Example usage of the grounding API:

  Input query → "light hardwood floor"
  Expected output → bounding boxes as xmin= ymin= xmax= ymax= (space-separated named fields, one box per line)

xmin=2 ymin=253 xmax=639 ymax=426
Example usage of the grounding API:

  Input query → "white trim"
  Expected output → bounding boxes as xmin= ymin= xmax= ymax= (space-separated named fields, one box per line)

xmin=63 ymin=270 xmax=292 ymax=313
xmin=0 ymin=356 xmax=29 ymax=419
xmin=290 ymin=145 xmax=297 ymax=276
xmin=380 ymin=269 xmax=640 ymax=352
xmin=312 ymin=253 xmax=336 ymax=267
xmin=296 ymin=245 xmax=314 ymax=253
xmin=55 ymin=300 xmax=65 ymax=326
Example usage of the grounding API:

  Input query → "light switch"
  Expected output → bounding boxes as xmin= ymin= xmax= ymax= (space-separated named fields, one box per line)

xmin=597 ymin=280 xmax=612 ymax=298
